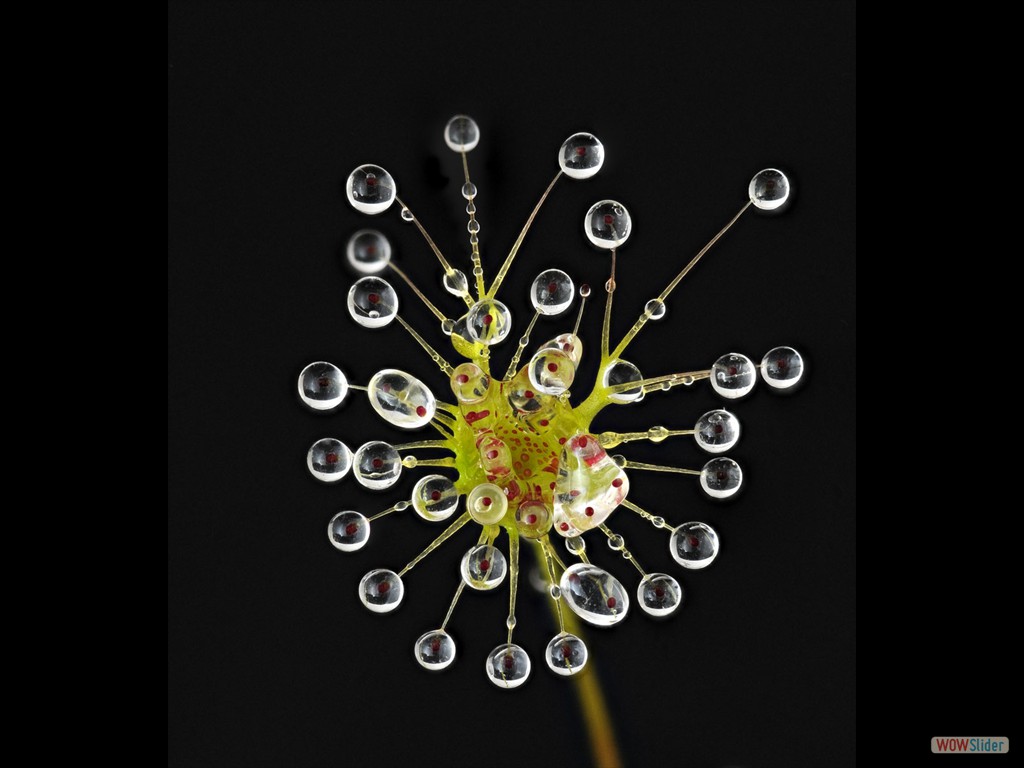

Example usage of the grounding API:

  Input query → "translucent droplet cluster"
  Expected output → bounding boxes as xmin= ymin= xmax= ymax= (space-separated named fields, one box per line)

xmin=299 ymin=115 xmax=805 ymax=687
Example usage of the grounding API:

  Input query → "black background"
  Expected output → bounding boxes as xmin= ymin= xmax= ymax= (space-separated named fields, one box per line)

xmin=169 ymin=2 xmax=857 ymax=766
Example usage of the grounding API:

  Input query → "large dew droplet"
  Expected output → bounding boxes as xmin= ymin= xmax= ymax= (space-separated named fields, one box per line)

xmin=485 ymin=643 xmax=531 ymax=689
xmin=411 ymin=474 xmax=459 ymax=522
xmin=367 ymin=369 xmax=436 ymax=429
xmin=554 ymin=433 xmax=629 ymax=533
xmin=449 ymin=362 xmax=490 ymax=404
xmin=558 ymin=132 xmax=604 ymax=180
xmin=645 ymin=298 xmax=666 ymax=320
xmin=345 ymin=164 xmax=396 ymax=215
xmin=584 ymin=200 xmax=631 ymax=249
xmin=352 ymin=441 xmax=402 ymax=489
xmin=358 ymin=569 xmax=404 ymax=612
xmin=460 ymin=543 xmax=508 ymax=590
xmin=475 ymin=434 xmax=512 ymax=482
xmin=345 ymin=229 xmax=392 ymax=274
xmin=700 ymin=457 xmax=743 ymax=498
xmin=528 ymin=348 xmax=575 ymax=395
xmin=694 ymin=409 xmax=741 ymax=454
xmin=466 ymin=299 xmax=512 ymax=346
xmin=347 ymin=276 xmax=398 ymax=328
xmin=748 ymin=168 xmax=790 ymax=210
xmin=638 ymin=573 xmax=683 ymax=617
xmin=505 ymin=367 xmax=545 ymax=415
xmin=669 ymin=523 xmax=720 ymax=569
xmin=760 ymin=346 xmax=804 ymax=389
xmin=306 ymin=438 xmax=352 ymax=482
xmin=515 ymin=500 xmax=553 ymax=539
xmin=603 ymin=359 xmax=644 ymax=403
xmin=545 ymin=632 xmax=588 ymax=676
xmin=530 ymin=269 xmax=575 ymax=315
xmin=564 ymin=536 xmax=586 ymax=556
xmin=327 ymin=510 xmax=370 ymax=552
xmin=298 ymin=362 xmax=348 ymax=411
xmin=710 ymin=353 xmax=756 ymax=399
xmin=552 ymin=507 xmax=583 ymax=538
xmin=415 ymin=629 xmax=456 ymax=671
xmin=442 ymin=269 xmax=470 ymax=297
xmin=560 ymin=562 xmax=630 ymax=626
xmin=466 ymin=483 xmax=508 ymax=525
xmin=444 ymin=115 xmax=480 ymax=152
xmin=538 ymin=333 xmax=583 ymax=367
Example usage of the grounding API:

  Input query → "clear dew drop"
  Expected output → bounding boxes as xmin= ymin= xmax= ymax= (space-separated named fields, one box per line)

xmin=545 ymin=632 xmax=588 ymax=676
xmin=554 ymin=434 xmax=630 ymax=532
xmin=537 ymin=333 xmax=583 ymax=367
xmin=358 ymin=569 xmax=404 ymax=613
xmin=558 ymin=132 xmax=605 ymax=180
xmin=584 ymin=200 xmax=631 ymax=249
xmin=559 ymin=562 xmax=630 ymax=626
xmin=552 ymin=507 xmax=583 ymax=538
xmin=564 ymin=535 xmax=586 ymax=555
xmin=444 ymin=114 xmax=480 ymax=152
xmin=298 ymin=361 xmax=348 ymax=411
xmin=606 ymin=533 xmax=625 ymax=551
xmin=306 ymin=438 xmax=352 ymax=483
xmin=603 ymin=359 xmax=644 ymax=403
xmin=466 ymin=483 xmax=508 ymax=525
xmin=411 ymin=474 xmax=459 ymax=522
xmin=760 ymin=346 xmax=804 ymax=389
xmin=645 ymin=298 xmax=666 ymax=320
xmin=440 ymin=318 xmax=456 ymax=335
xmin=515 ymin=500 xmax=553 ymax=539
xmin=710 ymin=353 xmax=757 ymax=399
xmin=669 ymin=522 xmax=720 ymax=569
xmin=749 ymin=168 xmax=790 ymax=210
xmin=442 ymin=269 xmax=470 ymax=297
xmin=345 ymin=164 xmax=396 ymax=215
xmin=466 ymin=298 xmax=513 ymax=346
xmin=400 ymin=207 xmax=414 ymax=222
xmin=694 ymin=409 xmax=741 ymax=454
xmin=527 ymin=348 xmax=576 ymax=395
xmin=345 ymin=229 xmax=392 ymax=274
xmin=347 ymin=276 xmax=398 ymax=328
xmin=638 ymin=573 xmax=683 ymax=617
xmin=461 ymin=181 xmax=477 ymax=199
xmin=450 ymin=315 xmax=476 ymax=345
xmin=352 ymin=440 xmax=402 ymax=490
xmin=327 ymin=510 xmax=370 ymax=552
xmin=449 ymin=361 xmax=491 ymax=404
xmin=700 ymin=457 xmax=743 ymax=499
xmin=485 ymin=643 xmax=531 ymax=689
xmin=367 ymin=369 xmax=436 ymax=429
xmin=460 ymin=543 xmax=508 ymax=590
xmin=414 ymin=630 xmax=456 ymax=671
xmin=530 ymin=268 xmax=575 ymax=315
